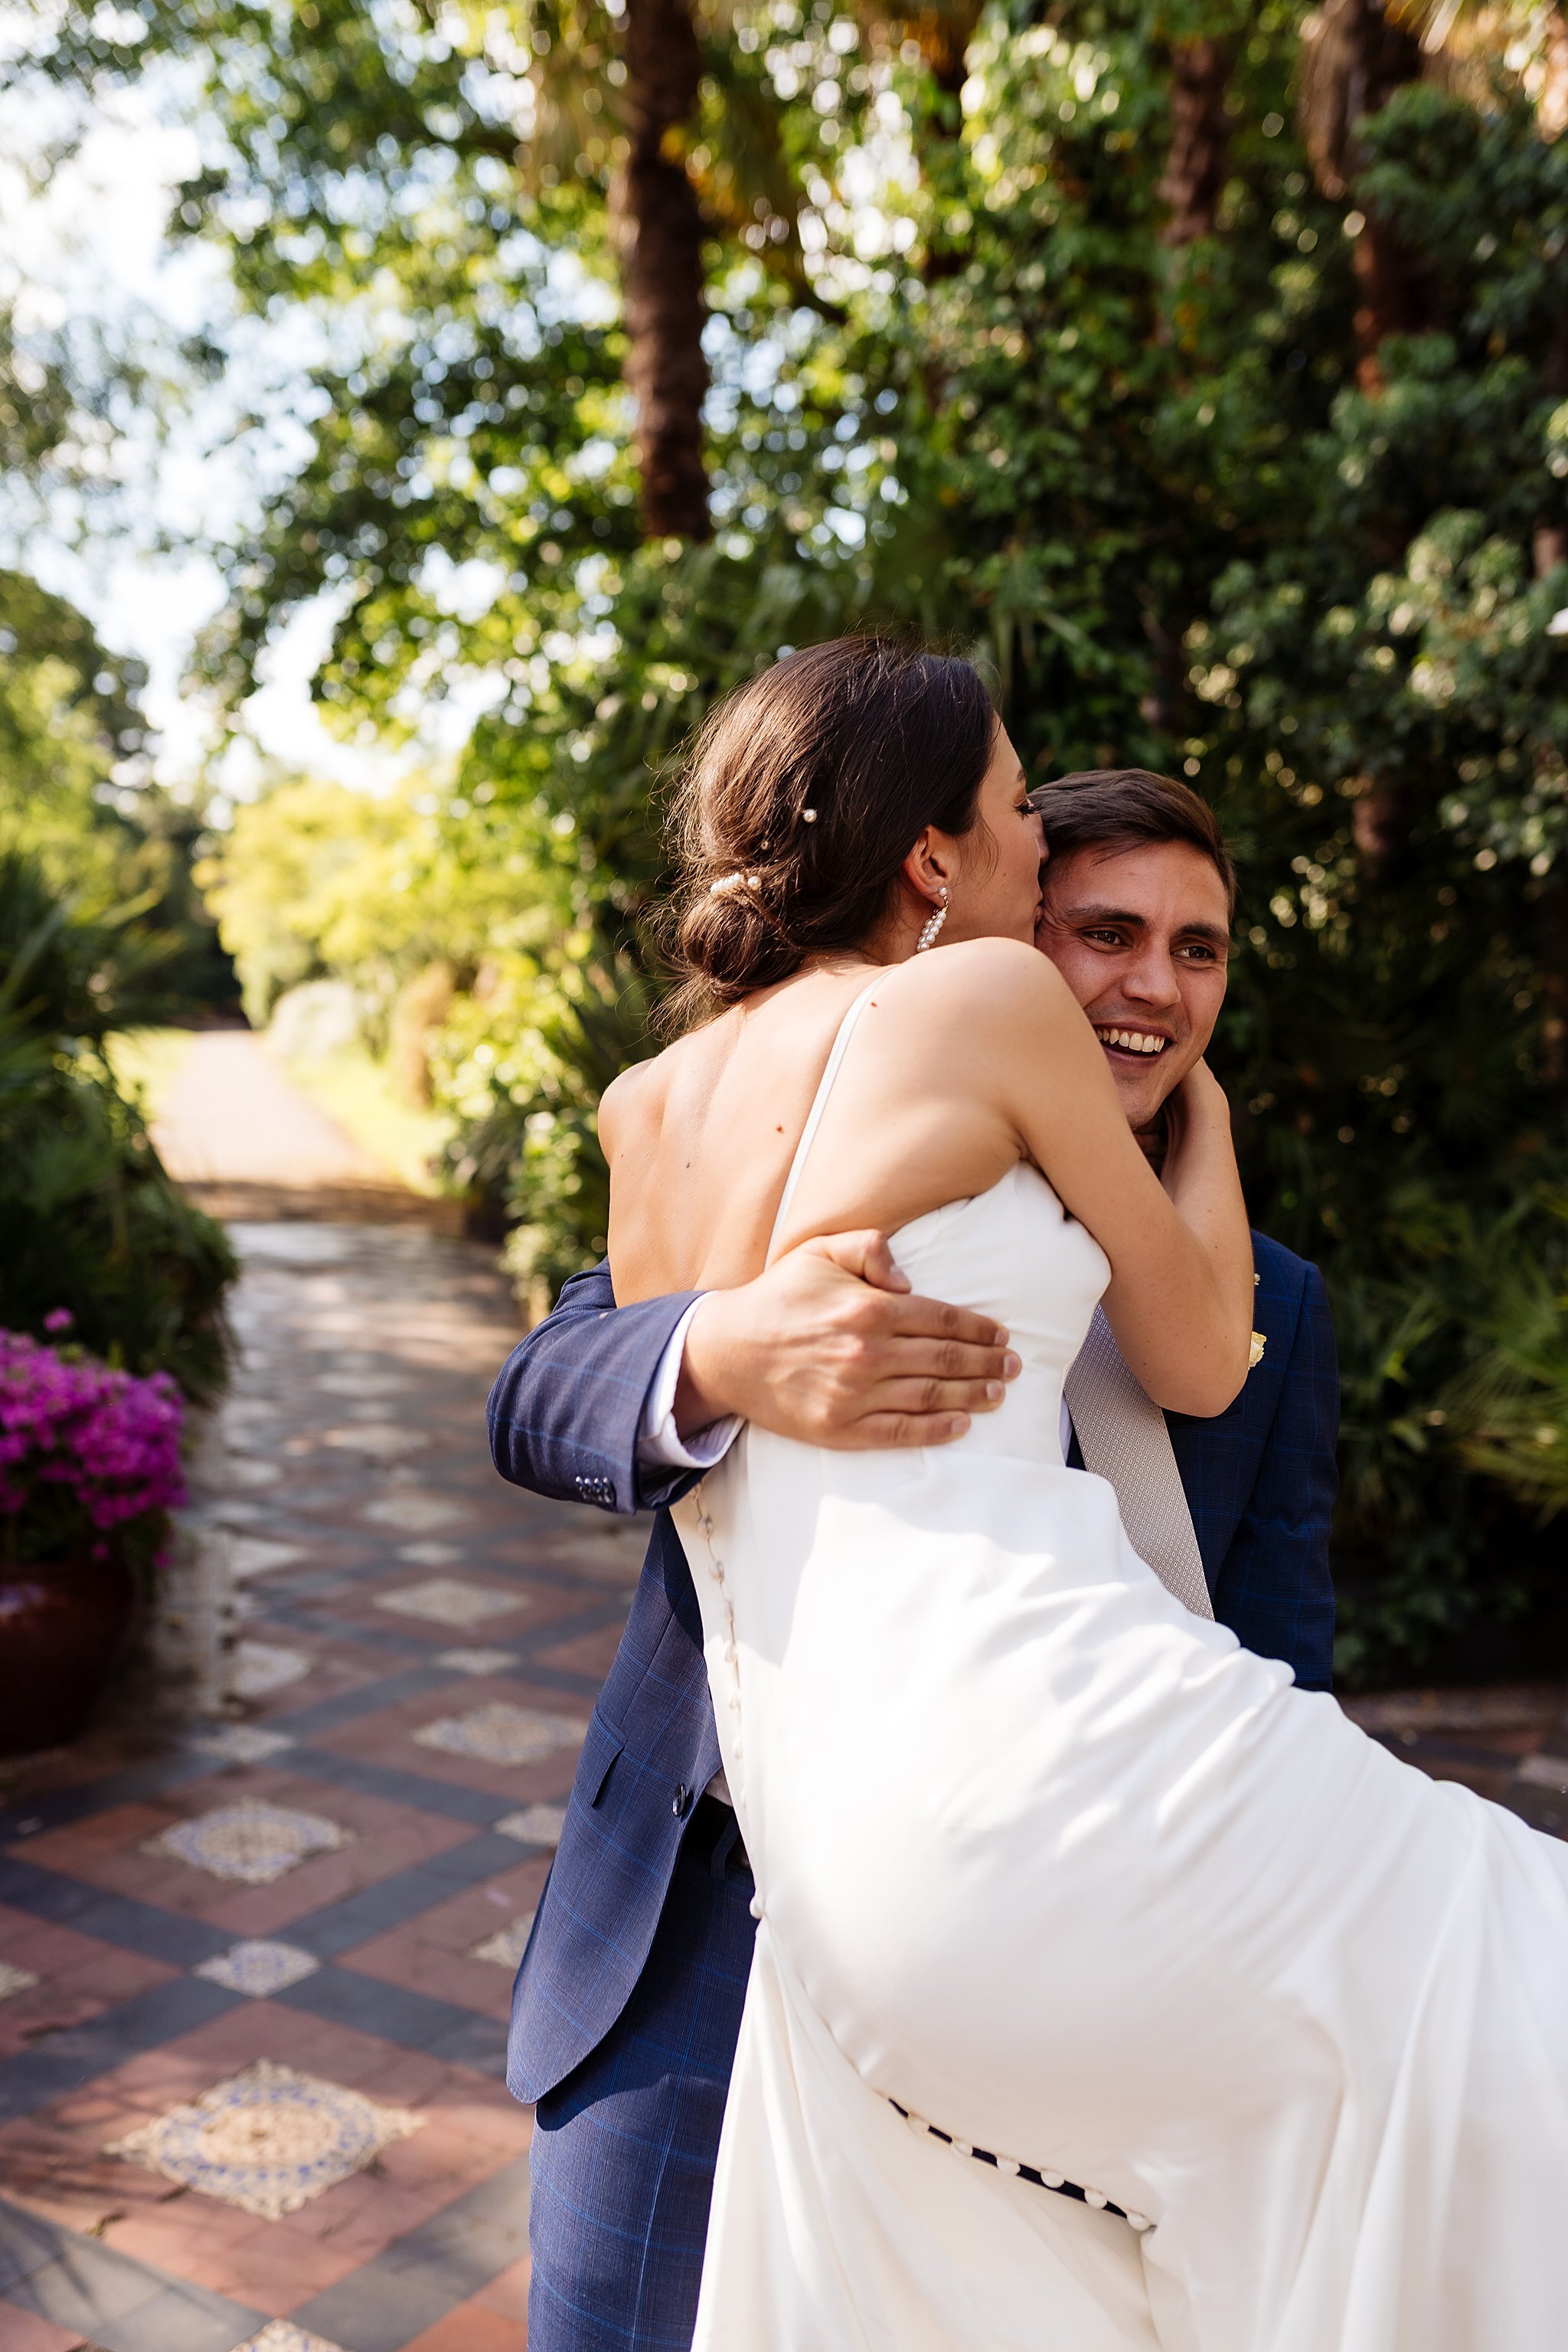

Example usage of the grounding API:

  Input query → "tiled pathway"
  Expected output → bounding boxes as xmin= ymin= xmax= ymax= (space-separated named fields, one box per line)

xmin=0 ymin=1222 xmax=648 ymax=2352
xmin=5 ymin=1220 xmax=1568 ymax=2352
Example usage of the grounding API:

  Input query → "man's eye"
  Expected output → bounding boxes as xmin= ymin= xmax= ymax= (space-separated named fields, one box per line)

xmin=1179 ymin=943 xmax=1221 ymax=963
xmin=1083 ymin=929 xmax=1125 ymax=946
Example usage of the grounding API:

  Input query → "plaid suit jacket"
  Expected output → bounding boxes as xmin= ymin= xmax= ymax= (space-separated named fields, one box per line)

xmin=488 ymin=1228 xmax=1338 ymax=2106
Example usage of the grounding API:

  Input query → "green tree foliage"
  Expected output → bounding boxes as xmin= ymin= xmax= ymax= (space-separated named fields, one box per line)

xmin=0 ymin=570 xmax=228 ymax=1001
xmin=39 ymin=0 xmax=1568 ymax=1677
xmin=0 ymin=118 xmax=239 ymax=1396
xmin=0 ymin=853 xmax=234 ymax=1401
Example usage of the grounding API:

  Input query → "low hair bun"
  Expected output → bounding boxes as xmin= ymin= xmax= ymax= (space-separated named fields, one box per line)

xmin=675 ymin=879 xmax=801 ymax=1008
xmin=661 ymin=635 xmax=995 ymax=1030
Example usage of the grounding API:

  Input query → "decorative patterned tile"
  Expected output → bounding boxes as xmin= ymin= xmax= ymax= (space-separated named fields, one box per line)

xmin=436 ymin=1648 xmax=518 ymax=1676
xmin=413 ymin=1704 xmax=586 ymax=1768
xmin=145 ymin=1799 xmax=354 ymax=1885
xmin=0 ymin=1959 xmax=40 ymax=1999
xmin=231 ymin=1536 xmax=307 ymax=1580
xmin=106 ymin=2057 xmax=423 ymax=2220
xmin=226 ymin=1453 xmax=284 ymax=1488
xmin=361 ymin=1491 xmax=467 ymax=1534
xmin=495 ymin=1802 xmax=567 ymax=1847
xmin=195 ymin=1939 xmax=322 ymax=1995
xmin=230 ymin=2324 xmax=348 ymax=2352
xmin=191 ymin=1723 xmax=296 ymax=1764
xmin=218 ymin=1499 xmax=270 ymax=1527
xmin=232 ymin=1639 xmax=313 ymax=1695
xmin=323 ymin=1423 xmax=426 ymax=1459
xmin=375 ymin=1579 xmax=524 ymax=1628
xmin=469 ymin=1913 xmax=536 ymax=1970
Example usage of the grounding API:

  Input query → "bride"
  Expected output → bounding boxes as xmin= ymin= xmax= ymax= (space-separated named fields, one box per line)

xmin=599 ymin=635 xmax=1568 ymax=2352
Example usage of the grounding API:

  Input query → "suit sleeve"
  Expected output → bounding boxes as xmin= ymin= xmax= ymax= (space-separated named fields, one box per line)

xmin=486 ymin=1261 xmax=705 ymax=1517
xmin=1210 ymin=1263 xmax=1340 ymax=1690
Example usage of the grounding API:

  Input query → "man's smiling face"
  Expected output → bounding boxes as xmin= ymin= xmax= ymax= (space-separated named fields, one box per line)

xmin=1035 ymin=838 xmax=1233 ymax=1130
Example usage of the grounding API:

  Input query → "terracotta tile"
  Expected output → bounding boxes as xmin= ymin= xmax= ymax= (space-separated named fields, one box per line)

xmin=0 ymin=2298 xmax=90 ymax=2352
xmin=278 ymin=2172 xmax=445 ymax=2258
xmin=434 ymin=2076 xmax=534 ymax=2137
xmin=205 ymin=2220 xmax=365 ymax=2314
xmin=471 ymin=2253 xmax=533 ymax=2316
xmin=525 ymin=1626 xmax=625 ymax=1679
xmin=101 ymin=2195 xmax=269 ymax=2285
xmin=0 ymin=1913 xmax=175 ymax=2060
xmin=337 ymin=1857 xmax=549 ymax=2018
xmin=400 ymin=2302 xmax=528 ymax=2352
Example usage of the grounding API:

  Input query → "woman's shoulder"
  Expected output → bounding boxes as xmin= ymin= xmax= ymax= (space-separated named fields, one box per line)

xmin=598 ymin=1046 xmax=672 ymax=1153
xmin=599 ymin=1007 xmax=739 ymax=1151
xmin=870 ymin=936 xmax=1076 ymax=1027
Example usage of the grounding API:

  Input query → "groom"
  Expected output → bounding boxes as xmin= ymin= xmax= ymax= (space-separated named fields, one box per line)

xmin=488 ymin=766 xmax=1339 ymax=2351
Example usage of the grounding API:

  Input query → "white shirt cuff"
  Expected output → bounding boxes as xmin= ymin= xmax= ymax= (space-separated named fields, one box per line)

xmin=635 ymin=1300 xmax=742 ymax=1472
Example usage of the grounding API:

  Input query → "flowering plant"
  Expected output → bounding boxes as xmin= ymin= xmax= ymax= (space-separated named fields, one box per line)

xmin=0 ymin=1321 xmax=186 ymax=1577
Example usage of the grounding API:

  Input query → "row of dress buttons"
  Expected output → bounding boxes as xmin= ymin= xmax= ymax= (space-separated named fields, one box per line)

xmin=890 ymin=2102 xmax=1151 ymax=2233
xmin=574 ymin=1472 xmax=616 ymax=1508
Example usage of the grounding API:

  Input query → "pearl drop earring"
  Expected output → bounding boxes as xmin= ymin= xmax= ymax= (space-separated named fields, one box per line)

xmin=915 ymin=887 xmax=949 ymax=952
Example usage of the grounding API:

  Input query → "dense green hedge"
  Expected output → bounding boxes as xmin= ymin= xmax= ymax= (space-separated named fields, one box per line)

xmin=0 ymin=855 xmax=234 ymax=1405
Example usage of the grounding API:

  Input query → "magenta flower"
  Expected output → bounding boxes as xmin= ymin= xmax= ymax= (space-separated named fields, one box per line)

xmin=0 ymin=1328 xmax=185 ymax=1566
xmin=43 ymin=1308 xmax=74 ymax=1334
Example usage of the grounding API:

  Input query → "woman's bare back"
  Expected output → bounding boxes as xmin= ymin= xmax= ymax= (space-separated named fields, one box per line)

xmin=603 ymin=959 xmax=1017 ymax=1303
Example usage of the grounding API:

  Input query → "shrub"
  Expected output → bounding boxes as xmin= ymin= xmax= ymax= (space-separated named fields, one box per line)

xmin=0 ymin=853 xmax=235 ymax=1403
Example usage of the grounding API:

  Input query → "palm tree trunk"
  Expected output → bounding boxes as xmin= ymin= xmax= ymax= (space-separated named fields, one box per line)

xmin=1159 ymin=38 xmax=1236 ymax=247
xmin=612 ymin=0 xmax=711 ymax=541
xmin=1298 ymin=0 xmax=1428 ymax=390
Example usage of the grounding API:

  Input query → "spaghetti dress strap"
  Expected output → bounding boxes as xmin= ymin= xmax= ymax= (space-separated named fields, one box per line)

xmin=766 ymin=978 xmax=882 ymax=1263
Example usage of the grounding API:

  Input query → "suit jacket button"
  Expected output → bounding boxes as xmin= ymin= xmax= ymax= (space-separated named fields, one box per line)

xmin=673 ymin=1783 xmax=691 ymax=1818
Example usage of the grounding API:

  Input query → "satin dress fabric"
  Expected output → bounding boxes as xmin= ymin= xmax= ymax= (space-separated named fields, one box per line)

xmin=672 ymin=998 xmax=1568 ymax=2352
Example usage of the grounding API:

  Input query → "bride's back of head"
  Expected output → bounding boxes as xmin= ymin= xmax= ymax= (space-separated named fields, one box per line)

xmin=662 ymin=635 xmax=995 ymax=1031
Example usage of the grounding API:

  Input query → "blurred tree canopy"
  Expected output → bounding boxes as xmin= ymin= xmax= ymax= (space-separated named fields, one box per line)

xmin=29 ymin=0 xmax=1568 ymax=1679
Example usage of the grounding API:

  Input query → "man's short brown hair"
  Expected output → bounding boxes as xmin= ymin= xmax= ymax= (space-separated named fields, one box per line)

xmin=1029 ymin=768 xmax=1236 ymax=916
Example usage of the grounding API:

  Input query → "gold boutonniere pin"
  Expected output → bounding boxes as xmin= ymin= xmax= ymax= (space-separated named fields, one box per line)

xmin=1249 ymin=1331 xmax=1267 ymax=1370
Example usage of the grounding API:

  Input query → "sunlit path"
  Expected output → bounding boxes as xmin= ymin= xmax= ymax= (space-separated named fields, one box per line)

xmin=153 ymin=1033 xmax=381 ymax=1192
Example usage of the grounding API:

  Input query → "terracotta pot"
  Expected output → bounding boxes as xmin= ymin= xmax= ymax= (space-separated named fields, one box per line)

xmin=0 ymin=1555 xmax=135 ymax=1756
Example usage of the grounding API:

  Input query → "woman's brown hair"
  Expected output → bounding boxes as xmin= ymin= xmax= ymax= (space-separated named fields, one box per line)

xmin=661 ymin=636 xmax=996 ymax=1031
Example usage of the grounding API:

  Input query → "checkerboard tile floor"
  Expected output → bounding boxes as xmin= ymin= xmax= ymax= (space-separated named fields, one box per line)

xmin=0 ymin=1221 xmax=646 ymax=2352
xmin=6 ymin=1227 xmax=1566 ymax=2352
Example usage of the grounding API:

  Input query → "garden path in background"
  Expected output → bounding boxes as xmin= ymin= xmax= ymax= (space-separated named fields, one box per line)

xmin=152 ymin=1032 xmax=460 ymax=1230
xmin=0 ymin=1217 xmax=650 ymax=2351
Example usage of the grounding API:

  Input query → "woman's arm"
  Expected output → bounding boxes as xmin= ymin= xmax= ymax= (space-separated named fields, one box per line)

xmin=980 ymin=947 xmax=1254 ymax=1415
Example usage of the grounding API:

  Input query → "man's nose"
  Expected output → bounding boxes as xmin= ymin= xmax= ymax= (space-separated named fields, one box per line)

xmin=1122 ymin=942 xmax=1183 ymax=1007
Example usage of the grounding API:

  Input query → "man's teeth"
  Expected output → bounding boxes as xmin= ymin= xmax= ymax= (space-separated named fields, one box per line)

xmin=1095 ymin=1027 xmax=1167 ymax=1056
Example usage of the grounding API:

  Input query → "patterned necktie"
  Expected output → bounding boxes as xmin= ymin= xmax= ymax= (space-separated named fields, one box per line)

xmin=1062 ymin=1306 xmax=1214 ymax=1620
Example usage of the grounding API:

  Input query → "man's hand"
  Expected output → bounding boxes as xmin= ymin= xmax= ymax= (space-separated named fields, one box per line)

xmin=675 ymin=1233 xmax=1020 ymax=1450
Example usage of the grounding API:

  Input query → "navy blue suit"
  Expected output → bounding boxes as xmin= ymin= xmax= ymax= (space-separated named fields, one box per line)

xmin=488 ymin=1230 xmax=1338 ymax=2349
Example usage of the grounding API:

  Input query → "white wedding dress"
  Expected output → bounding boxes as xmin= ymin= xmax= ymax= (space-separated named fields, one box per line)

xmin=671 ymin=984 xmax=1568 ymax=2352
